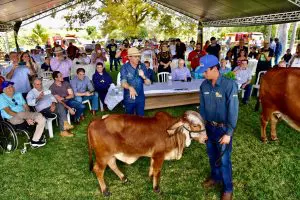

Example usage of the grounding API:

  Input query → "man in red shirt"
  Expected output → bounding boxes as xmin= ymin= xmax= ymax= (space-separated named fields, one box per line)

xmin=117 ymin=43 xmax=129 ymax=64
xmin=66 ymin=42 xmax=80 ymax=60
xmin=188 ymin=43 xmax=206 ymax=71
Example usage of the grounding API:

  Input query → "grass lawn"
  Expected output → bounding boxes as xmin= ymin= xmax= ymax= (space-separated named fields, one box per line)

xmin=1 ymin=66 xmax=300 ymax=200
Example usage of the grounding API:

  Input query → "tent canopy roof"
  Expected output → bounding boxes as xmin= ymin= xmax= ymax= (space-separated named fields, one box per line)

xmin=152 ymin=0 xmax=300 ymax=26
xmin=0 ymin=0 xmax=66 ymax=23
xmin=0 ymin=0 xmax=299 ymax=31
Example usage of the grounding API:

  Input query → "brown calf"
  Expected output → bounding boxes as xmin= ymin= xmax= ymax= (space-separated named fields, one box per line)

xmin=87 ymin=111 xmax=206 ymax=196
xmin=259 ymin=67 xmax=300 ymax=142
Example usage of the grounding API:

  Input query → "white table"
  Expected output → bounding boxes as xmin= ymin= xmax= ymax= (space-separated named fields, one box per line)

xmin=144 ymin=79 xmax=204 ymax=109
xmin=104 ymin=79 xmax=204 ymax=110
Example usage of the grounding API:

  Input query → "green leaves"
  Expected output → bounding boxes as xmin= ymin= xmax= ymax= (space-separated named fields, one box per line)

xmin=64 ymin=0 xmax=196 ymax=39
xmin=30 ymin=23 xmax=49 ymax=45
xmin=223 ymin=71 xmax=236 ymax=80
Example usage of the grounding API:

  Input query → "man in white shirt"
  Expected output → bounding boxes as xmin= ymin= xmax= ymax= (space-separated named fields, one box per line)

xmin=233 ymin=60 xmax=252 ymax=104
xmin=27 ymin=78 xmax=74 ymax=136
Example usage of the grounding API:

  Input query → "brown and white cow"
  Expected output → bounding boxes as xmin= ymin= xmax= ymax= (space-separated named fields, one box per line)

xmin=87 ymin=110 xmax=206 ymax=196
xmin=259 ymin=67 xmax=300 ymax=142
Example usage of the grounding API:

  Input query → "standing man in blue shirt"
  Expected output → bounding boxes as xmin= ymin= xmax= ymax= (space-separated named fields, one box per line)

xmin=198 ymin=55 xmax=239 ymax=200
xmin=120 ymin=47 xmax=150 ymax=116
xmin=274 ymin=38 xmax=282 ymax=65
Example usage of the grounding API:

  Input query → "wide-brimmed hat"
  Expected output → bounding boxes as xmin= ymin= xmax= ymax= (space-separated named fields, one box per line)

xmin=127 ymin=47 xmax=141 ymax=56
xmin=53 ymin=47 xmax=64 ymax=54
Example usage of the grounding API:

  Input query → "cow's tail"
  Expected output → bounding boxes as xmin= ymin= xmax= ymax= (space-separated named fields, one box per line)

xmin=87 ymin=126 xmax=94 ymax=171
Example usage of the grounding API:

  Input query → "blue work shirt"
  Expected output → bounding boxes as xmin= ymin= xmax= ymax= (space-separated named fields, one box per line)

xmin=0 ymin=92 xmax=26 ymax=120
xmin=120 ymin=62 xmax=149 ymax=103
xmin=70 ymin=76 xmax=94 ymax=95
xmin=199 ymin=75 xmax=239 ymax=136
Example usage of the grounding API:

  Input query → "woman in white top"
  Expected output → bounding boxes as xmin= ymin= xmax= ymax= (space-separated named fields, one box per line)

xmin=141 ymin=41 xmax=156 ymax=70
xmin=289 ymin=44 xmax=300 ymax=68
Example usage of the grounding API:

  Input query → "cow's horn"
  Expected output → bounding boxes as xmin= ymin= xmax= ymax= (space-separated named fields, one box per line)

xmin=167 ymin=121 xmax=184 ymax=135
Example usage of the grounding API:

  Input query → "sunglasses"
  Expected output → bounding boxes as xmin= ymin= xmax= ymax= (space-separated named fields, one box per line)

xmin=12 ymin=98 xmax=18 ymax=106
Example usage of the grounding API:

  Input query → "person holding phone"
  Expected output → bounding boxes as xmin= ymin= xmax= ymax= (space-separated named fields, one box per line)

xmin=27 ymin=77 xmax=74 ymax=136
xmin=91 ymin=44 xmax=107 ymax=64
xmin=5 ymin=52 xmax=34 ymax=99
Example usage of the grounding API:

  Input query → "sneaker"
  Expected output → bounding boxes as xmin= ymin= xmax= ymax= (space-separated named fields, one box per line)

xmin=31 ymin=140 xmax=46 ymax=147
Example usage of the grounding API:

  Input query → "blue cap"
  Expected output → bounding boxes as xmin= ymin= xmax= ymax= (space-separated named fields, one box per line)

xmin=195 ymin=55 xmax=219 ymax=74
xmin=1 ymin=81 xmax=14 ymax=91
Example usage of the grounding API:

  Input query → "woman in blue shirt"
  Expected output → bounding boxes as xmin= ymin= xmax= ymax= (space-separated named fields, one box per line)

xmin=92 ymin=62 xmax=113 ymax=107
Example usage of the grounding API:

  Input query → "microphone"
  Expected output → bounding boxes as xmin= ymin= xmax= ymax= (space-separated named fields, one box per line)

xmin=138 ymin=61 xmax=141 ymax=70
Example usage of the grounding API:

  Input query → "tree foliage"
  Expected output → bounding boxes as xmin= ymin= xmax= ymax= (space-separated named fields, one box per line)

xmin=100 ymin=0 xmax=158 ymax=38
xmin=30 ymin=23 xmax=49 ymax=45
xmin=64 ymin=0 xmax=197 ymax=40
xmin=86 ymin=26 xmax=98 ymax=40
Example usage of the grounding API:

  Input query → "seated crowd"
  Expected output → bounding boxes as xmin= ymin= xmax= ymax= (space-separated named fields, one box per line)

xmin=0 ymin=37 xmax=299 ymax=149
xmin=0 ymin=47 xmax=115 ymax=148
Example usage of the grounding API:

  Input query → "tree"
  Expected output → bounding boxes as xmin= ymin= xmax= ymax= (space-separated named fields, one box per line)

xmin=86 ymin=26 xmax=98 ymax=40
xmin=65 ymin=0 xmax=158 ymax=39
xmin=30 ymin=23 xmax=49 ymax=45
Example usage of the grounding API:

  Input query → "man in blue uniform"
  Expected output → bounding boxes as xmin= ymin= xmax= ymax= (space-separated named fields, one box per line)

xmin=197 ymin=55 xmax=239 ymax=200
xmin=120 ymin=47 xmax=151 ymax=116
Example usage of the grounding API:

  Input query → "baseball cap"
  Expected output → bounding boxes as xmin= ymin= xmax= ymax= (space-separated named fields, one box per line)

xmin=1 ymin=81 xmax=14 ymax=91
xmin=196 ymin=55 xmax=219 ymax=74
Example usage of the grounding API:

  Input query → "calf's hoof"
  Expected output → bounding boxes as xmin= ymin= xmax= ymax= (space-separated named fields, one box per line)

xmin=271 ymin=137 xmax=279 ymax=141
xmin=261 ymin=137 xmax=268 ymax=143
xmin=121 ymin=176 xmax=129 ymax=183
xmin=153 ymin=186 xmax=161 ymax=194
xmin=102 ymin=189 xmax=111 ymax=197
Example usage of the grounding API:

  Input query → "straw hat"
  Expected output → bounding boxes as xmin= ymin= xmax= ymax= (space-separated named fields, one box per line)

xmin=54 ymin=47 xmax=64 ymax=54
xmin=127 ymin=47 xmax=141 ymax=56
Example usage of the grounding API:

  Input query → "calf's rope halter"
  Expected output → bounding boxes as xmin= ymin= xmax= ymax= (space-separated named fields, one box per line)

xmin=182 ymin=125 xmax=206 ymax=138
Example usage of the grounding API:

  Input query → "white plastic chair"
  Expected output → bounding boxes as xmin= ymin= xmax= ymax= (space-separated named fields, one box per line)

xmin=45 ymin=114 xmax=57 ymax=138
xmin=253 ymin=71 xmax=267 ymax=97
xmin=42 ymin=71 xmax=53 ymax=79
xmin=157 ymin=72 xmax=170 ymax=83
xmin=117 ymin=72 xmax=121 ymax=86
xmin=82 ymin=99 xmax=92 ymax=110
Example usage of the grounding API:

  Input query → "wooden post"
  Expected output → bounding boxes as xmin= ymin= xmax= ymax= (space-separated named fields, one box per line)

xmin=197 ymin=20 xmax=203 ymax=50
xmin=13 ymin=21 xmax=22 ymax=53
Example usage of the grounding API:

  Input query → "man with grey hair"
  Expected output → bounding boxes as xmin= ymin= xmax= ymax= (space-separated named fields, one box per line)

xmin=0 ymin=81 xmax=46 ymax=147
xmin=27 ymin=78 xmax=74 ymax=136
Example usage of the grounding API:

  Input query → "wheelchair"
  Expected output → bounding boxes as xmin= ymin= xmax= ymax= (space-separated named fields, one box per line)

xmin=0 ymin=117 xmax=45 ymax=154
